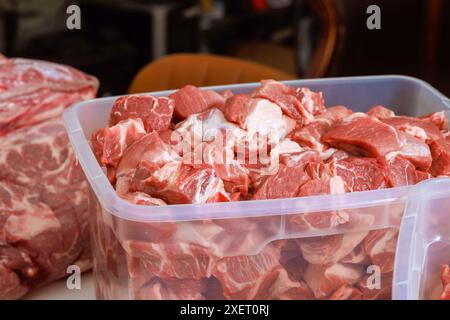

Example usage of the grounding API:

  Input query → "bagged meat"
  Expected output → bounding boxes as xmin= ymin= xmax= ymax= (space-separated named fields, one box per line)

xmin=0 ymin=56 xmax=98 ymax=299
xmin=89 ymin=80 xmax=450 ymax=300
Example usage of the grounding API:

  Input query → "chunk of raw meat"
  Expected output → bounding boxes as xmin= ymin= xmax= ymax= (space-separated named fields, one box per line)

xmin=367 ymin=105 xmax=395 ymax=119
xmin=279 ymin=240 xmax=309 ymax=281
xmin=429 ymin=138 xmax=450 ymax=176
xmin=238 ymin=98 xmax=296 ymax=144
xmin=381 ymin=116 xmax=444 ymax=142
xmin=329 ymin=157 xmax=388 ymax=192
xmin=213 ymin=245 xmax=280 ymax=299
xmin=135 ymin=277 xmax=205 ymax=300
xmin=252 ymin=163 xmax=310 ymax=200
xmin=394 ymin=131 xmax=432 ymax=169
xmin=171 ymin=219 xmax=278 ymax=258
xmin=109 ymin=95 xmax=174 ymax=132
xmin=132 ymin=162 xmax=230 ymax=204
xmin=329 ymin=285 xmax=363 ymax=300
xmin=173 ymin=108 xmax=246 ymax=158
xmin=92 ymin=118 xmax=146 ymax=167
xmin=0 ymin=56 xmax=98 ymax=134
xmin=440 ymin=264 xmax=450 ymax=300
xmin=340 ymin=244 xmax=370 ymax=264
xmin=195 ymin=140 xmax=250 ymax=197
xmin=259 ymin=267 xmax=314 ymax=300
xmin=125 ymin=240 xmax=215 ymax=280
xmin=0 ymin=264 xmax=28 ymax=300
xmin=304 ymin=263 xmax=364 ymax=298
xmin=297 ymin=231 xmax=368 ymax=266
xmin=420 ymin=111 xmax=448 ymax=130
xmin=222 ymin=93 xmax=251 ymax=127
xmin=170 ymin=85 xmax=225 ymax=119
xmin=363 ymin=228 xmax=398 ymax=274
xmin=381 ymin=155 xmax=430 ymax=187
xmin=323 ymin=114 xmax=401 ymax=157
xmin=253 ymin=80 xmax=323 ymax=124
xmin=115 ymin=132 xmax=180 ymax=194
xmin=290 ymin=106 xmax=352 ymax=153
xmin=296 ymin=87 xmax=326 ymax=116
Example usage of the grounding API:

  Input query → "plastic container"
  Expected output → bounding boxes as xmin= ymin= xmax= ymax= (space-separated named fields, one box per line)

xmin=63 ymin=75 xmax=450 ymax=300
xmin=393 ymin=179 xmax=450 ymax=300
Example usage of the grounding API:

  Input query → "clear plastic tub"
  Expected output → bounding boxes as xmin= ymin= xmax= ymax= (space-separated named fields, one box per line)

xmin=393 ymin=179 xmax=450 ymax=300
xmin=63 ymin=76 xmax=450 ymax=300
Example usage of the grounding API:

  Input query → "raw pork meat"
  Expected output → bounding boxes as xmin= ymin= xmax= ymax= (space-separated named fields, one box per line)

xmin=89 ymin=80 xmax=450 ymax=300
xmin=0 ymin=56 xmax=98 ymax=299
xmin=440 ymin=264 xmax=450 ymax=300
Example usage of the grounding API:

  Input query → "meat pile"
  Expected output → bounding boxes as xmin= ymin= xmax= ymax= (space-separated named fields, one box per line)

xmin=91 ymin=80 xmax=450 ymax=300
xmin=0 ymin=56 xmax=98 ymax=299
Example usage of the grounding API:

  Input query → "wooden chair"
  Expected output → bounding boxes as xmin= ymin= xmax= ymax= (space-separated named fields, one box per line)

xmin=128 ymin=53 xmax=296 ymax=93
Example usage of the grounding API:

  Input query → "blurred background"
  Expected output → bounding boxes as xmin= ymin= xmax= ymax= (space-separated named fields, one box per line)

xmin=1 ymin=0 xmax=449 ymax=97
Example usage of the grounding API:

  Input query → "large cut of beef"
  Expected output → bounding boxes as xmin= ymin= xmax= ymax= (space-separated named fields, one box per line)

xmin=91 ymin=80 xmax=450 ymax=300
xmin=0 ymin=56 xmax=98 ymax=299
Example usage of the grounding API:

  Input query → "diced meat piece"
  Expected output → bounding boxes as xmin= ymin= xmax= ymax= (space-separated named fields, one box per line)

xmin=124 ymin=240 xmax=216 ymax=279
xmin=135 ymin=277 xmax=205 ymax=300
xmin=109 ymin=95 xmax=174 ymax=132
xmin=323 ymin=114 xmax=402 ymax=157
xmin=0 ymin=264 xmax=28 ymax=300
xmin=131 ymin=162 xmax=230 ymax=204
xmin=220 ymin=89 xmax=234 ymax=99
xmin=340 ymin=244 xmax=370 ymax=264
xmin=381 ymin=155 xmax=429 ymax=187
xmin=279 ymin=240 xmax=309 ymax=281
xmin=304 ymin=263 xmax=364 ymax=299
xmin=381 ymin=116 xmax=444 ymax=142
xmin=357 ymin=273 xmax=392 ymax=300
xmin=290 ymin=106 xmax=352 ymax=153
xmin=291 ymin=121 xmax=330 ymax=152
xmin=317 ymin=105 xmax=353 ymax=122
xmin=213 ymin=245 xmax=280 ymax=299
xmin=91 ymin=118 xmax=146 ymax=167
xmin=420 ymin=111 xmax=448 ymax=130
xmin=252 ymin=164 xmax=310 ymax=200
xmin=269 ymin=267 xmax=314 ymax=300
xmin=115 ymin=132 xmax=180 ymax=194
xmin=174 ymin=108 xmax=246 ymax=156
xmin=241 ymin=98 xmax=296 ymax=143
xmin=295 ymin=87 xmax=326 ymax=116
xmin=429 ymin=138 xmax=450 ymax=176
xmin=298 ymin=231 xmax=368 ymax=266
xmin=329 ymin=157 xmax=388 ymax=192
xmin=325 ymin=149 xmax=350 ymax=162
xmin=170 ymin=85 xmax=225 ymax=119
xmin=367 ymin=105 xmax=395 ymax=119
xmin=252 ymin=80 xmax=316 ymax=124
xmin=196 ymin=140 xmax=250 ymax=197
xmin=394 ymin=131 xmax=432 ymax=169
xmin=440 ymin=264 xmax=450 ymax=300
xmin=363 ymin=228 xmax=398 ymax=274
xmin=329 ymin=285 xmax=363 ymax=300
xmin=222 ymin=94 xmax=251 ymax=127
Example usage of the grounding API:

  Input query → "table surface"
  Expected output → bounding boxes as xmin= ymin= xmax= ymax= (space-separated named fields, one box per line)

xmin=23 ymin=272 xmax=96 ymax=300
